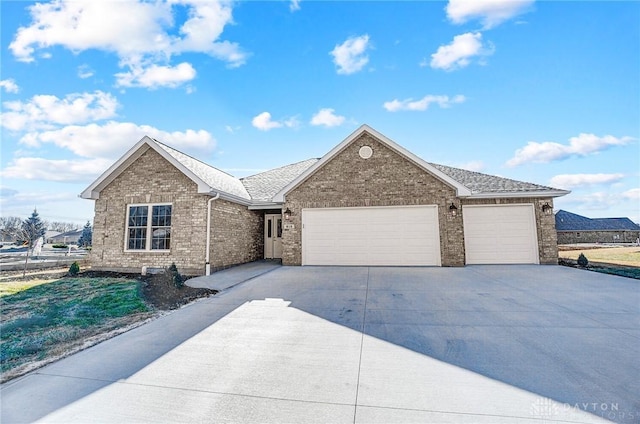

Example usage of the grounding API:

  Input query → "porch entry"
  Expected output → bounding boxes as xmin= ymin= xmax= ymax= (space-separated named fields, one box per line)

xmin=264 ymin=214 xmax=283 ymax=259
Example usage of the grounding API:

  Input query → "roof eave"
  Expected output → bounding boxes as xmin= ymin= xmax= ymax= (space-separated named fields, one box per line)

xmin=466 ymin=189 xmax=571 ymax=199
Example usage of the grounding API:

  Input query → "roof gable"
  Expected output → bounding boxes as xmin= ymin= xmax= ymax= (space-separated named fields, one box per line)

xmin=273 ymin=125 xmax=473 ymax=202
xmin=80 ymin=136 xmax=251 ymax=203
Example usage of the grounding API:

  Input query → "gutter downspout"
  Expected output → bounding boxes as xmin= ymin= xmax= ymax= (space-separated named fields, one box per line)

xmin=206 ymin=192 xmax=220 ymax=275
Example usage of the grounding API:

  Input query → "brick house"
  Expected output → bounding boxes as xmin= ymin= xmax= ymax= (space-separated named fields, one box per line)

xmin=555 ymin=210 xmax=640 ymax=244
xmin=81 ymin=125 xmax=569 ymax=275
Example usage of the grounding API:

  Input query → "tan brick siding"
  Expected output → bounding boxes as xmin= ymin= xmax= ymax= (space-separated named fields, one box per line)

xmin=90 ymin=147 xmax=261 ymax=275
xmin=282 ymin=132 xmax=465 ymax=266
xmin=210 ymin=199 xmax=263 ymax=270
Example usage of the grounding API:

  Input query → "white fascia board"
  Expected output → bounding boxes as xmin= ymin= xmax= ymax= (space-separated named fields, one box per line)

xmin=80 ymin=136 xmax=252 ymax=206
xmin=248 ymin=202 xmax=284 ymax=210
xmin=273 ymin=124 xmax=472 ymax=202
xmin=466 ymin=189 xmax=571 ymax=199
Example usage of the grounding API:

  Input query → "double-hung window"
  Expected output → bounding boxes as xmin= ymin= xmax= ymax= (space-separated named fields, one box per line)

xmin=126 ymin=204 xmax=172 ymax=251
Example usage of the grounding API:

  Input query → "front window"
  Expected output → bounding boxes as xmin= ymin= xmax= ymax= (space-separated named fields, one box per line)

xmin=126 ymin=204 xmax=172 ymax=251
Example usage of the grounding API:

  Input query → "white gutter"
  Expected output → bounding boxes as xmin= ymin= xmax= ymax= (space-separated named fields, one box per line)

xmin=205 ymin=192 xmax=220 ymax=275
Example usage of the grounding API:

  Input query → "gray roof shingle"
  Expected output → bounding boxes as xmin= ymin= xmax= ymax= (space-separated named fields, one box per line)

xmin=241 ymin=159 xmax=319 ymax=202
xmin=155 ymin=140 xmax=251 ymax=200
xmin=429 ymin=163 xmax=559 ymax=194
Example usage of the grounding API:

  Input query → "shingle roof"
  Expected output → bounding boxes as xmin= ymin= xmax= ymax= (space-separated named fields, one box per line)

xmin=429 ymin=163 xmax=559 ymax=195
xmin=241 ymin=159 xmax=319 ymax=202
xmin=154 ymin=140 xmax=251 ymax=201
xmin=555 ymin=210 xmax=640 ymax=231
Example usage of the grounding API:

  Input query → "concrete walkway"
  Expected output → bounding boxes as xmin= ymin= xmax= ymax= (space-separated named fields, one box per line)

xmin=2 ymin=265 xmax=637 ymax=423
xmin=186 ymin=260 xmax=281 ymax=291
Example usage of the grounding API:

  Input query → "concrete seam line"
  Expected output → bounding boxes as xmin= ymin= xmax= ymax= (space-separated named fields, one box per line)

xmin=353 ymin=266 xmax=370 ymax=423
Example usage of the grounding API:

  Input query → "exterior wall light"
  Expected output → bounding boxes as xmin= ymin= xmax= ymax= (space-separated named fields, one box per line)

xmin=284 ymin=207 xmax=292 ymax=220
xmin=541 ymin=202 xmax=553 ymax=214
xmin=449 ymin=203 xmax=458 ymax=216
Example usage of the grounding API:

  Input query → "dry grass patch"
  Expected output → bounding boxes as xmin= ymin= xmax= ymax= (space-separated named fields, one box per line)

xmin=558 ymin=246 xmax=640 ymax=267
xmin=0 ymin=276 xmax=155 ymax=382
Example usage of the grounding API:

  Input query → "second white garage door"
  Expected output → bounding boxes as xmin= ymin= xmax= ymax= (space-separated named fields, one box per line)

xmin=463 ymin=204 xmax=539 ymax=264
xmin=302 ymin=206 xmax=441 ymax=266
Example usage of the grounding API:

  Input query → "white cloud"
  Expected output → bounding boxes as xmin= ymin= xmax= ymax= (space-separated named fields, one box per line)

xmin=0 ymin=157 xmax=113 ymax=182
xmin=623 ymin=188 xmax=640 ymax=201
xmin=446 ymin=0 xmax=534 ymax=29
xmin=1 ymin=91 xmax=119 ymax=132
xmin=251 ymin=112 xmax=299 ymax=131
xmin=115 ymin=62 xmax=196 ymax=89
xmin=330 ymin=34 xmax=371 ymax=75
xmin=0 ymin=79 xmax=19 ymax=93
xmin=383 ymin=95 xmax=465 ymax=112
xmin=549 ymin=173 xmax=625 ymax=189
xmin=77 ymin=64 xmax=94 ymax=79
xmin=506 ymin=133 xmax=634 ymax=167
xmin=9 ymin=0 xmax=246 ymax=88
xmin=310 ymin=108 xmax=345 ymax=127
xmin=252 ymin=112 xmax=283 ymax=131
xmin=19 ymin=121 xmax=215 ymax=159
xmin=430 ymin=32 xmax=493 ymax=71
xmin=290 ymin=0 xmax=301 ymax=12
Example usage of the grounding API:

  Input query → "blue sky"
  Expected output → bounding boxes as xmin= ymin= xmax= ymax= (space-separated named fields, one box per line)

xmin=1 ymin=0 xmax=638 ymax=226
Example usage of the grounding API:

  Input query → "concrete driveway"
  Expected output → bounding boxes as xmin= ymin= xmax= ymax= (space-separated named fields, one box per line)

xmin=2 ymin=265 xmax=638 ymax=423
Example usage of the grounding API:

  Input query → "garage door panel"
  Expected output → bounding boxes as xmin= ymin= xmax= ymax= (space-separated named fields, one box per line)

xmin=302 ymin=206 xmax=440 ymax=266
xmin=463 ymin=205 xmax=539 ymax=264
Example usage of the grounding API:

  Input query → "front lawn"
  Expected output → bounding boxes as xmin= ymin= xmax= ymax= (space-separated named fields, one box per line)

xmin=0 ymin=277 xmax=154 ymax=381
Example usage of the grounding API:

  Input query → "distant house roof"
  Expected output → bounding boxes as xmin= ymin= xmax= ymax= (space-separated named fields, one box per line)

xmin=555 ymin=210 xmax=640 ymax=231
xmin=51 ymin=229 xmax=83 ymax=243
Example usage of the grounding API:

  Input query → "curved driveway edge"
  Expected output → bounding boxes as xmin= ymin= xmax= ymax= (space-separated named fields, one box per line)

xmin=2 ymin=265 xmax=637 ymax=423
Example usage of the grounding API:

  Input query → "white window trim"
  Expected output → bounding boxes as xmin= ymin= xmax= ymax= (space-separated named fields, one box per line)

xmin=124 ymin=203 xmax=173 ymax=253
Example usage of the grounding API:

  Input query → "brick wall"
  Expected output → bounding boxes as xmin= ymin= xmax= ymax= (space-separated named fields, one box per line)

xmin=210 ymin=199 xmax=263 ymax=270
xmin=282 ymin=132 xmax=465 ymax=266
xmin=90 ymin=147 xmax=261 ymax=275
xmin=558 ymin=230 xmax=640 ymax=244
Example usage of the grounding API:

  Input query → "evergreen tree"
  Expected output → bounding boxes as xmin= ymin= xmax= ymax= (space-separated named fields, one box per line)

xmin=78 ymin=221 xmax=93 ymax=247
xmin=22 ymin=209 xmax=46 ymax=248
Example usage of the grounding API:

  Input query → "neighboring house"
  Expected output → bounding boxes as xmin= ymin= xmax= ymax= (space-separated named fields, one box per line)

xmin=81 ymin=125 xmax=569 ymax=275
xmin=555 ymin=210 xmax=640 ymax=244
xmin=45 ymin=230 xmax=62 ymax=244
xmin=50 ymin=229 xmax=83 ymax=245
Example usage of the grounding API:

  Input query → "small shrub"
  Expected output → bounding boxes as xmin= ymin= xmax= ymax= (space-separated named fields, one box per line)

xmin=168 ymin=263 xmax=184 ymax=289
xmin=68 ymin=262 xmax=80 ymax=276
xmin=577 ymin=253 xmax=589 ymax=267
xmin=52 ymin=244 xmax=68 ymax=249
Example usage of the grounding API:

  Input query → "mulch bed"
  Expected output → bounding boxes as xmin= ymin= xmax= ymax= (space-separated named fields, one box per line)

xmin=558 ymin=258 xmax=640 ymax=280
xmin=80 ymin=270 xmax=217 ymax=310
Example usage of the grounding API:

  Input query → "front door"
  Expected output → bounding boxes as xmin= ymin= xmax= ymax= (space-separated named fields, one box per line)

xmin=264 ymin=214 xmax=283 ymax=259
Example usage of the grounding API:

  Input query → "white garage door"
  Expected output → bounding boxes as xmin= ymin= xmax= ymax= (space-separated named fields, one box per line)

xmin=302 ymin=206 xmax=441 ymax=266
xmin=463 ymin=204 xmax=539 ymax=264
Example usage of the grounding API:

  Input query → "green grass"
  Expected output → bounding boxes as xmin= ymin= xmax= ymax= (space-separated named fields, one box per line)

xmin=1 ymin=277 xmax=151 ymax=376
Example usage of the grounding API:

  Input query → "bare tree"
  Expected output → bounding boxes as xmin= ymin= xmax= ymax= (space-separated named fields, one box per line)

xmin=0 ymin=216 xmax=22 ymax=242
xmin=47 ymin=221 xmax=80 ymax=233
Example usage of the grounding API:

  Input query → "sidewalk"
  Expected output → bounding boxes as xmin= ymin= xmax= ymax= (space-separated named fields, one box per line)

xmin=186 ymin=260 xmax=281 ymax=291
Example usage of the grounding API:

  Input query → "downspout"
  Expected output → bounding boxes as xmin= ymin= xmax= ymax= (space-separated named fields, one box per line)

xmin=206 ymin=192 xmax=220 ymax=275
